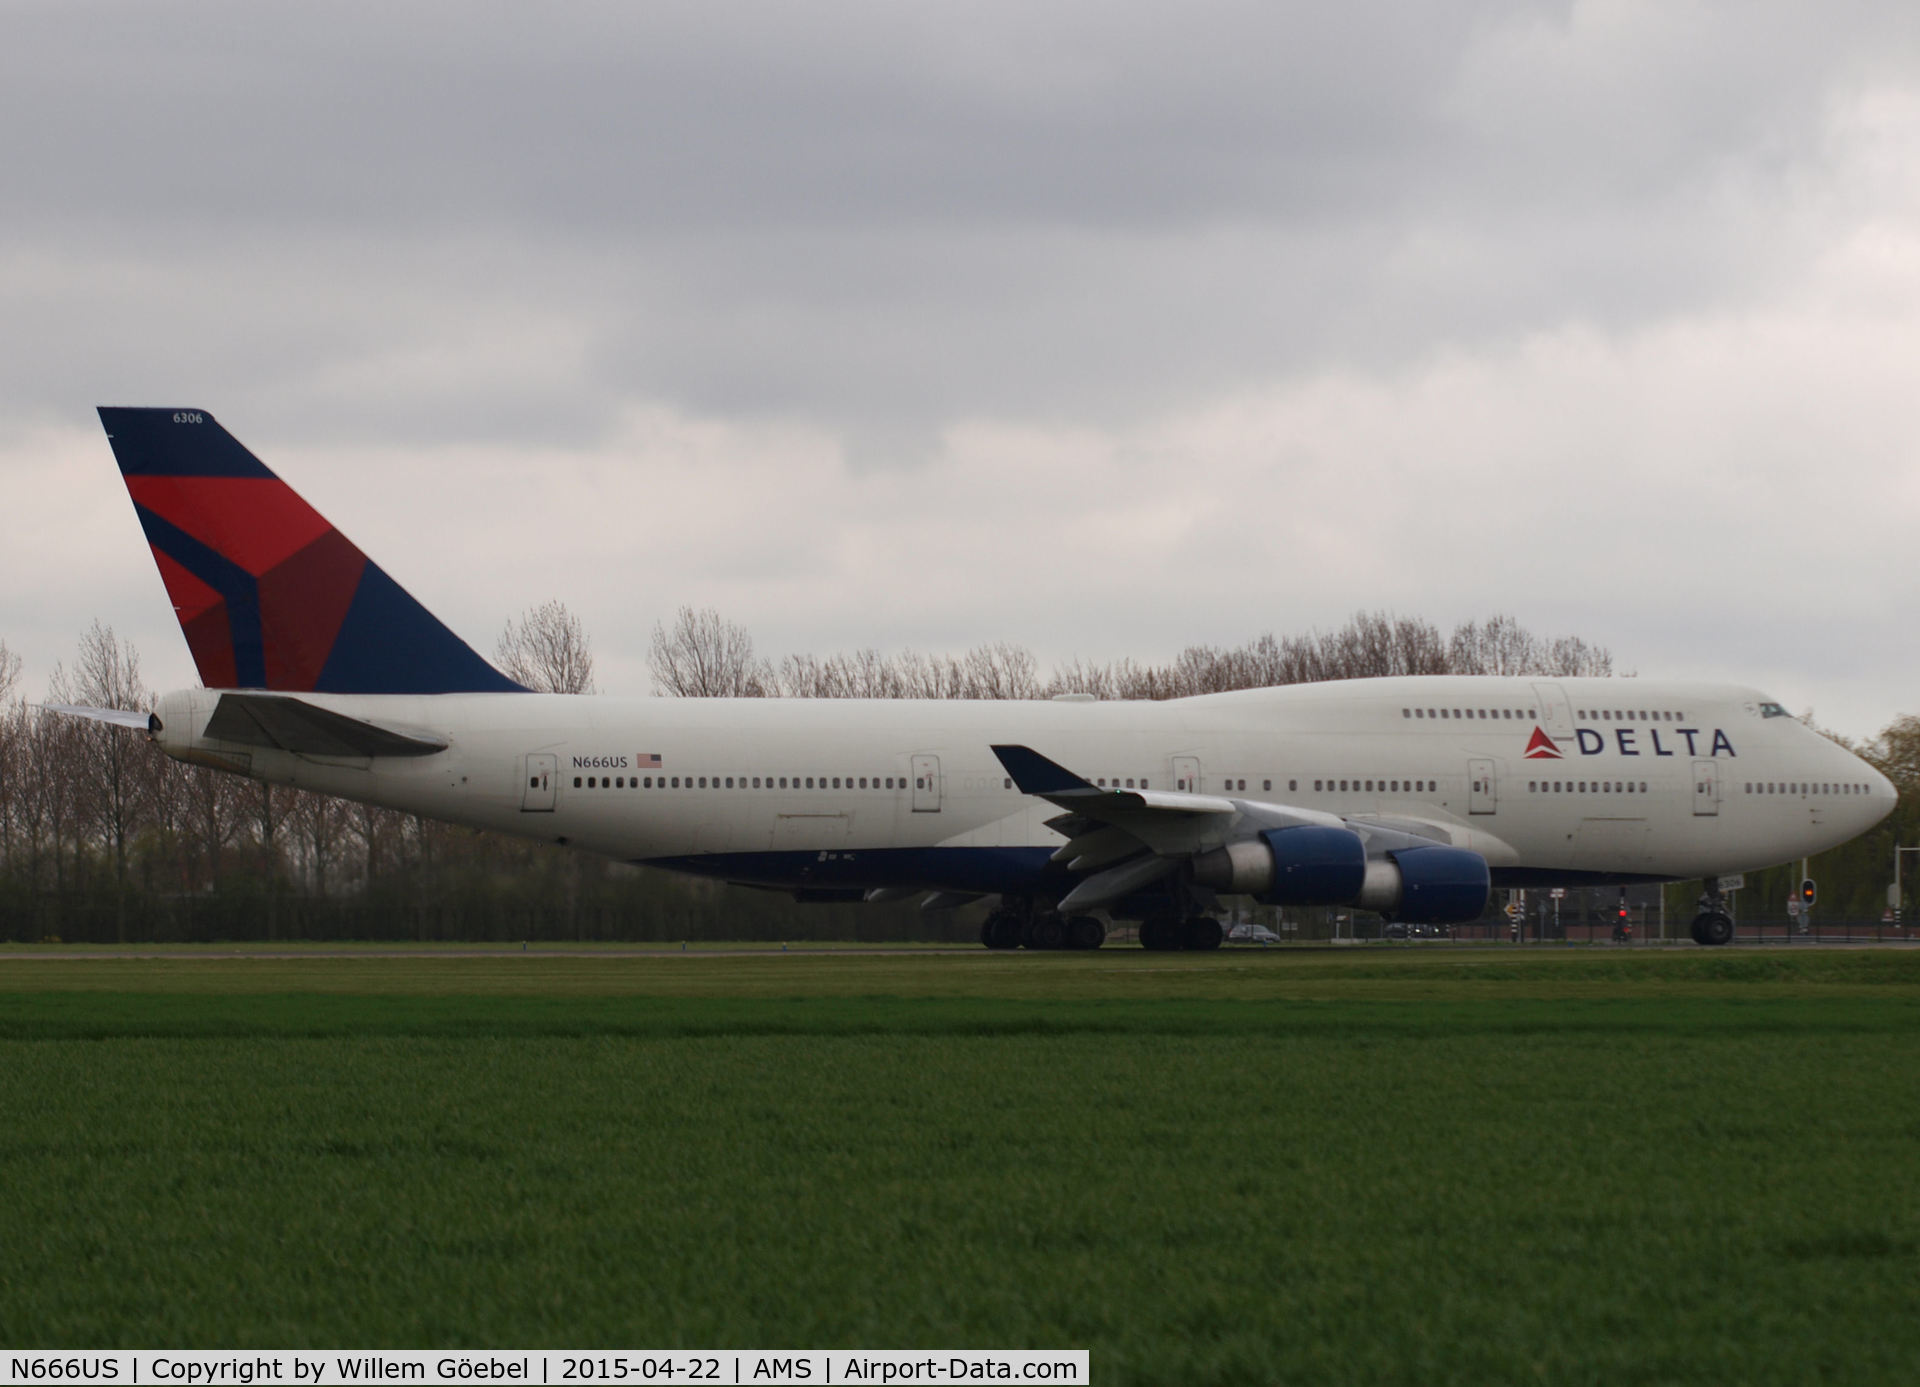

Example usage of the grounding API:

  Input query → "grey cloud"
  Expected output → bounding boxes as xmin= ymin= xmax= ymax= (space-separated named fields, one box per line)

xmin=4 ymin=1 xmax=1908 ymax=445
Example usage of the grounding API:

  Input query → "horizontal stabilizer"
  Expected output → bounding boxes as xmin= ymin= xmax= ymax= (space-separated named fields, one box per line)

xmin=204 ymin=693 xmax=449 ymax=758
xmin=44 ymin=704 xmax=158 ymax=733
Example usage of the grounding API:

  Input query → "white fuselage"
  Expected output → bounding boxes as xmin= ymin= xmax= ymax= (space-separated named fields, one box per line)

xmin=151 ymin=676 xmax=1895 ymax=899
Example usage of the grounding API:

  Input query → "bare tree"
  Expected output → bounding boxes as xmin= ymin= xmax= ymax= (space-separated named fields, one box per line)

xmin=288 ymin=789 xmax=350 ymax=897
xmin=496 ymin=600 xmax=597 ymax=694
xmin=50 ymin=623 xmax=153 ymax=938
xmin=649 ymin=606 xmax=773 ymax=697
xmin=183 ymin=762 xmax=243 ymax=890
xmin=0 ymin=642 xmax=21 ymax=870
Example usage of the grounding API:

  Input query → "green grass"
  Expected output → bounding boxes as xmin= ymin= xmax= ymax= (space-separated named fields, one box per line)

xmin=2 ymin=950 xmax=1919 ymax=1384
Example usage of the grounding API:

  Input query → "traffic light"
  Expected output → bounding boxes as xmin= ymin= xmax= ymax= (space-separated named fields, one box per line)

xmin=1800 ymin=879 xmax=1817 ymax=907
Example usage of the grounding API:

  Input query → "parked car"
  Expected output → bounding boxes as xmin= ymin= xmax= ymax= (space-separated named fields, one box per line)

xmin=1225 ymin=922 xmax=1282 ymax=944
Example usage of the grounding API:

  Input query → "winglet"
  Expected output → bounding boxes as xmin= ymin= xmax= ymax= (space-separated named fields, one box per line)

xmin=991 ymin=744 xmax=1100 ymax=796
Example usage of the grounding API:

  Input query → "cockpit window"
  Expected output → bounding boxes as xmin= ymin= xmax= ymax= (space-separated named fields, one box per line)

xmin=1759 ymin=701 xmax=1790 ymax=718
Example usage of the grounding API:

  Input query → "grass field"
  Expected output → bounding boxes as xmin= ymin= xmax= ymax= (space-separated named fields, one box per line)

xmin=3 ymin=946 xmax=1918 ymax=1384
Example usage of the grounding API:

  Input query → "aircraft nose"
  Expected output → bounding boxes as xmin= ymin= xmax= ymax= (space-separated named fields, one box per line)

xmin=1850 ymin=751 xmax=1898 ymax=827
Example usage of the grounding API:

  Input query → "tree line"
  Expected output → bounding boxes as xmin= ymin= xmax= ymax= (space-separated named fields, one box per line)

xmin=2 ymin=605 xmax=1913 ymax=943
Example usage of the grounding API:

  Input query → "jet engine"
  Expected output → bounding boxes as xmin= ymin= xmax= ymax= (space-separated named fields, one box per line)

xmin=1191 ymin=826 xmax=1489 ymax=924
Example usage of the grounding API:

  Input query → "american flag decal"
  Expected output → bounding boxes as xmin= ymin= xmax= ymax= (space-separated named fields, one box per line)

xmin=637 ymin=753 xmax=662 ymax=768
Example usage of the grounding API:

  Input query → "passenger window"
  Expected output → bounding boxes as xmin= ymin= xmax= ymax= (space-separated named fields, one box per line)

xmin=1004 ymin=778 xmax=1012 ymax=789
xmin=1415 ymin=709 xmax=1425 ymax=718
xmin=1263 ymin=779 xmax=1272 ymax=791
xmin=1314 ymin=780 xmax=1323 ymax=791
xmin=573 ymin=776 xmax=582 ymax=788
xmin=1403 ymin=708 xmax=1411 ymax=718
xmin=1288 ymin=779 xmax=1297 ymax=791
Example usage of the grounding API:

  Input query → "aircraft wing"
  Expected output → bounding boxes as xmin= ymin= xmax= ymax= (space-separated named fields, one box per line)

xmin=991 ymin=743 xmax=1452 ymax=911
xmin=203 ymin=693 xmax=449 ymax=758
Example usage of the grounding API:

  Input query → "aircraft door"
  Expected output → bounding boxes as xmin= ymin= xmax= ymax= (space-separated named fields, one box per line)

xmin=1531 ymin=683 xmax=1574 ymax=740
xmin=912 ymin=754 xmax=942 ymax=812
xmin=1468 ymin=757 xmax=1497 ymax=815
xmin=1172 ymin=756 xmax=1201 ymax=793
xmin=521 ymin=753 xmax=556 ymax=812
xmin=1692 ymin=760 xmax=1719 ymax=816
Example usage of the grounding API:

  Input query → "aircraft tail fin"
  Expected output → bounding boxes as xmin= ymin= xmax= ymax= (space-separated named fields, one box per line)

xmin=97 ymin=407 xmax=526 ymax=694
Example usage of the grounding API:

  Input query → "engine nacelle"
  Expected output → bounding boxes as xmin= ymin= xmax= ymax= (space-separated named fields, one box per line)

xmin=1355 ymin=846 xmax=1490 ymax=923
xmin=1192 ymin=831 xmax=1489 ymax=923
xmin=1191 ymin=826 xmax=1366 ymax=906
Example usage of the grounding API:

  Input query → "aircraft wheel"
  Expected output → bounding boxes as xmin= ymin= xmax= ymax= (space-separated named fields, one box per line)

xmin=1698 ymin=912 xmax=1735 ymax=947
xmin=1067 ymin=915 xmax=1106 ymax=950
xmin=1138 ymin=915 xmax=1179 ymax=950
xmin=982 ymin=911 xmax=1021 ymax=950
xmin=1027 ymin=912 xmax=1068 ymax=950
xmin=1183 ymin=916 xmax=1224 ymax=951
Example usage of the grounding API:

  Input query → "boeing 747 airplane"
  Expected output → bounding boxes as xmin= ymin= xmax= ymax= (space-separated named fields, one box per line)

xmin=53 ymin=408 xmax=1897 ymax=949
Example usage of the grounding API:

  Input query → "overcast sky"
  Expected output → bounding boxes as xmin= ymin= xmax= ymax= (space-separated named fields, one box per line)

xmin=5 ymin=1 xmax=1920 ymax=735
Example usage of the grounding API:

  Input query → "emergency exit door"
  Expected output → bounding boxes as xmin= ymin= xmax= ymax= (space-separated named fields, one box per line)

xmin=1692 ymin=760 xmax=1719 ymax=816
xmin=1468 ymin=758 xmax=1497 ymax=815
xmin=522 ymin=753 xmax=556 ymax=812
xmin=1172 ymin=756 xmax=1201 ymax=793
xmin=912 ymin=754 xmax=942 ymax=812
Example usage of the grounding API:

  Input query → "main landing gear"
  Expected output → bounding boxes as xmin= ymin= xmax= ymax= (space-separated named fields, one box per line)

xmin=980 ymin=900 xmax=1106 ymax=950
xmin=1138 ymin=914 xmax=1224 ymax=952
xmin=1690 ymin=890 xmax=1735 ymax=947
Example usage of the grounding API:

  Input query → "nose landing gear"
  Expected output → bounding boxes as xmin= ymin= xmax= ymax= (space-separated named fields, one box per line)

xmin=1690 ymin=889 xmax=1735 ymax=946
